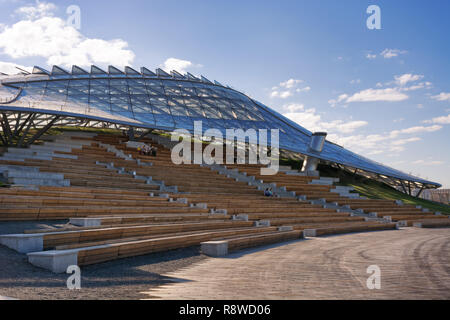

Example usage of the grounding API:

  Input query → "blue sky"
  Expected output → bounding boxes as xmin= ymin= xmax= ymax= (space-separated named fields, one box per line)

xmin=0 ymin=0 xmax=449 ymax=187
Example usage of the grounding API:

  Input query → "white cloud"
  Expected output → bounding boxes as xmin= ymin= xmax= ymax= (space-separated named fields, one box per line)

xmin=296 ymin=86 xmax=311 ymax=93
xmin=424 ymin=114 xmax=450 ymax=125
xmin=307 ymin=122 xmax=440 ymax=157
xmin=390 ymin=125 xmax=442 ymax=137
xmin=399 ymin=82 xmax=432 ymax=92
xmin=282 ymin=104 xmax=368 ymax=134
xmin=284 ymin=103 xmax=304 ymax=113
xmin=161 ymin=57 xmax=200 ymax=74
xmin=321 ymin=120 xmax=368 ymax=134
xmin=0 ymin=3 xmax=135 ymax=68
xmin=329 ymin=74 xmax=433 ymax=106
xmin=431 ymin=92 xmax=450 ymax=102
xmin=394 ymin=74 xmax=423 ymax=86
xmin=14 ymin=1 xmax=56 ymax=20
xmin=412 ymin=160 xmax=445 ymax=166
xmin=271 ymin=90 xmax=292 ymax=99
xmin=346 ymin=88 xmax=408 ymax=102
xmin=350 ymin=79 xmax=361 ymax=84
xmin=279 ymin=79 xmax=303 ymax=89
xmin=380 ymin=49 xmax=407 ymax=59
xmin=270 ymin=79 xmax=310 ymax=99
xmin=0 ymin=61 xmax=32 ymax=74
xmin=328 ymin=94 xmax=348 ymax=107
xmin=366 ymin=53 xmax=377 ymax=59
xmin=284 ymin=109 xmax=321 ymax=131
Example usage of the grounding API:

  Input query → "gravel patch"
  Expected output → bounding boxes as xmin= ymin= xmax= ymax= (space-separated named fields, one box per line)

xmin=0 ymin=221 xmax=207 ymax=300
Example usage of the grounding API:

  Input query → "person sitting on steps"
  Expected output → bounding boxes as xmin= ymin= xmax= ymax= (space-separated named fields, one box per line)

xmin=150 ymin=146 xmax=158 ymax=157
xmin=264 ymin=187 xmax=273 ymax=197
xmin=140 ymin=143 xmax=151 ymax=156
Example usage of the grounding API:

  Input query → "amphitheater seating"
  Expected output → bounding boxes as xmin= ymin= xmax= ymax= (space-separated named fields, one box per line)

xmin=1 ymin=131 xmax=446 ymax=272
xmin=227 ymin=162 xmax=449 ymax=226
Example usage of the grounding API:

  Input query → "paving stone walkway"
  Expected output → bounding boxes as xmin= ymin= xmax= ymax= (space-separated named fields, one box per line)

xmin=142 ymin=228 xmax=450 ymax=299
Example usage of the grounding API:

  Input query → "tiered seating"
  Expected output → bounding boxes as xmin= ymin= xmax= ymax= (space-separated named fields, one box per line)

xmin=226 ymin=163 xmax=449 ymax=226
xmin=95 ymin=134 xmax=397 ymax=234
xmin=0 ymin=131 xmax=431 ymax=272
xmin=330 ymin=199 xmax=447 ymax=225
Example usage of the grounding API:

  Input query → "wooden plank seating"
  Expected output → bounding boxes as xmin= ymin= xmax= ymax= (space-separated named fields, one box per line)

xmin=1 ymin=132 xmax=438 ymax=271
xmin=72 ymin=226 xmax=280 ymax=265
xmin=413 ymin=219 xmax=450 ymax=228
xmin=222 ymin=230 xmax=303 ymax=252
xmin=309 ymin=222 xmax=398 ymax=236
xmin=40 ymin=220 xmax=255 ymax=249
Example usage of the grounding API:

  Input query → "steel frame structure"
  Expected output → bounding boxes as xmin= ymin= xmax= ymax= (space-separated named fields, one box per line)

xmin=0 ymin=65 xmax=442 ymax=191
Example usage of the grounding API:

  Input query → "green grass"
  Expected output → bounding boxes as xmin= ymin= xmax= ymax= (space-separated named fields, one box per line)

xmin=348 ymin=180 xmax=450 ymax=214
xmin=315 ymin=164 xmax=450 ymax=214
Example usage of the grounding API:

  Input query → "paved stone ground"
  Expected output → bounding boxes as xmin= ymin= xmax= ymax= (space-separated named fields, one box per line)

xmin=0 ymin=239 xmax=206 ymax=300
xmin=143 ymin=228 xmax=450 ymax=300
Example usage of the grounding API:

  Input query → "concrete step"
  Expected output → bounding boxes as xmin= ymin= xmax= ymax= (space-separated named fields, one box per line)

xmin=29 ymin=145 xmax=73 ymax=153
xmin=7 ymin=177 xmax=70 ymax=187
xmin=3 ymin=170 xmax=64 ymax=180
xmin=0 ymin=165 xmax=39 ymax=174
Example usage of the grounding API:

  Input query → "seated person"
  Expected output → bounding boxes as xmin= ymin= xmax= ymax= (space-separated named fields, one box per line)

xmin=142 ymin=143 xmax=152 ymax=156
xmin=264 ymin=188 xmax=273 ymax=197
xmin=151 ymin=146 xmax=158 ymax=157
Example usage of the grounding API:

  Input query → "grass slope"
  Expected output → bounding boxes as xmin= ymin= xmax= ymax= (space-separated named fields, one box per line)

xmin=315 ymin=164 xmax=450 ymax=215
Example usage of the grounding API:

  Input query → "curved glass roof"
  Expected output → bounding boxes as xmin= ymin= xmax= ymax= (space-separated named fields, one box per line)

xmin=0 ymin=65 xmax=441 ymax=188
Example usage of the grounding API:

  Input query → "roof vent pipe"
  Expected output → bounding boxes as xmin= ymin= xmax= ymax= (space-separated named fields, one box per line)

xmin=301 ymin=132 xmax=327 ymax=175
xmin=309 ymin=132 xmax=327 ymax=153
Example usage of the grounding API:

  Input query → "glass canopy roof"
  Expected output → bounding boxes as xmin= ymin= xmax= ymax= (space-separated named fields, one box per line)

xmin=0 ymin=65 xmax=441 ymax=188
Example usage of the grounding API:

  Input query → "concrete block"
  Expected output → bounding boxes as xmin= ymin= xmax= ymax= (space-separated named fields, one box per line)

xmin=8 ymin=177 xmax=70 ymax=187
xmin=233 ymin=214 xmax=248 ymax=221
xmin=0 ymin=233 xmax=44 ymax=253
xmin=278 ymin=226 xmax=293 ymax=232
xmin=383 ymin=216 xmax=392 ymax=223
xmin=310 ymin=179 xmax=333 ymax=186
xmin=413 ymin=222 xmax=423 ymax=228
xmin=69 ymin=218 xmax=102 ymax=227
xmin=160 ymin=185 xmax=178 ymax=193
xmin=303 ymin=229 xmax=317 ymax=237
xmin=4 ymin=170 xmax=64 ymax=180
xmin=191 ymin=203 xmax=207 ymax=209
xmin=255 ymin=220 xmax=270 ymax=227
xmin=212 ymin=209 xmax=227 ymax=215
xmin=395 ymin=200 xmax=403 ymax=206
xmin=397 ymin=221 xmax=408 ymax=227
xmin=175 ymin=198 xmax=188 ymax=204
xmin=435 ymin=212 xmax=442 ymax=216
xmin=369 ymin=212 xmax=378 ymax=218
xmin=210 ymin=210 xmax=227 ymax=216
xmin=27 ymin=250 xmax=78 ymax=273
xmin=201 ymin=241 xmax=228 ymax=257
